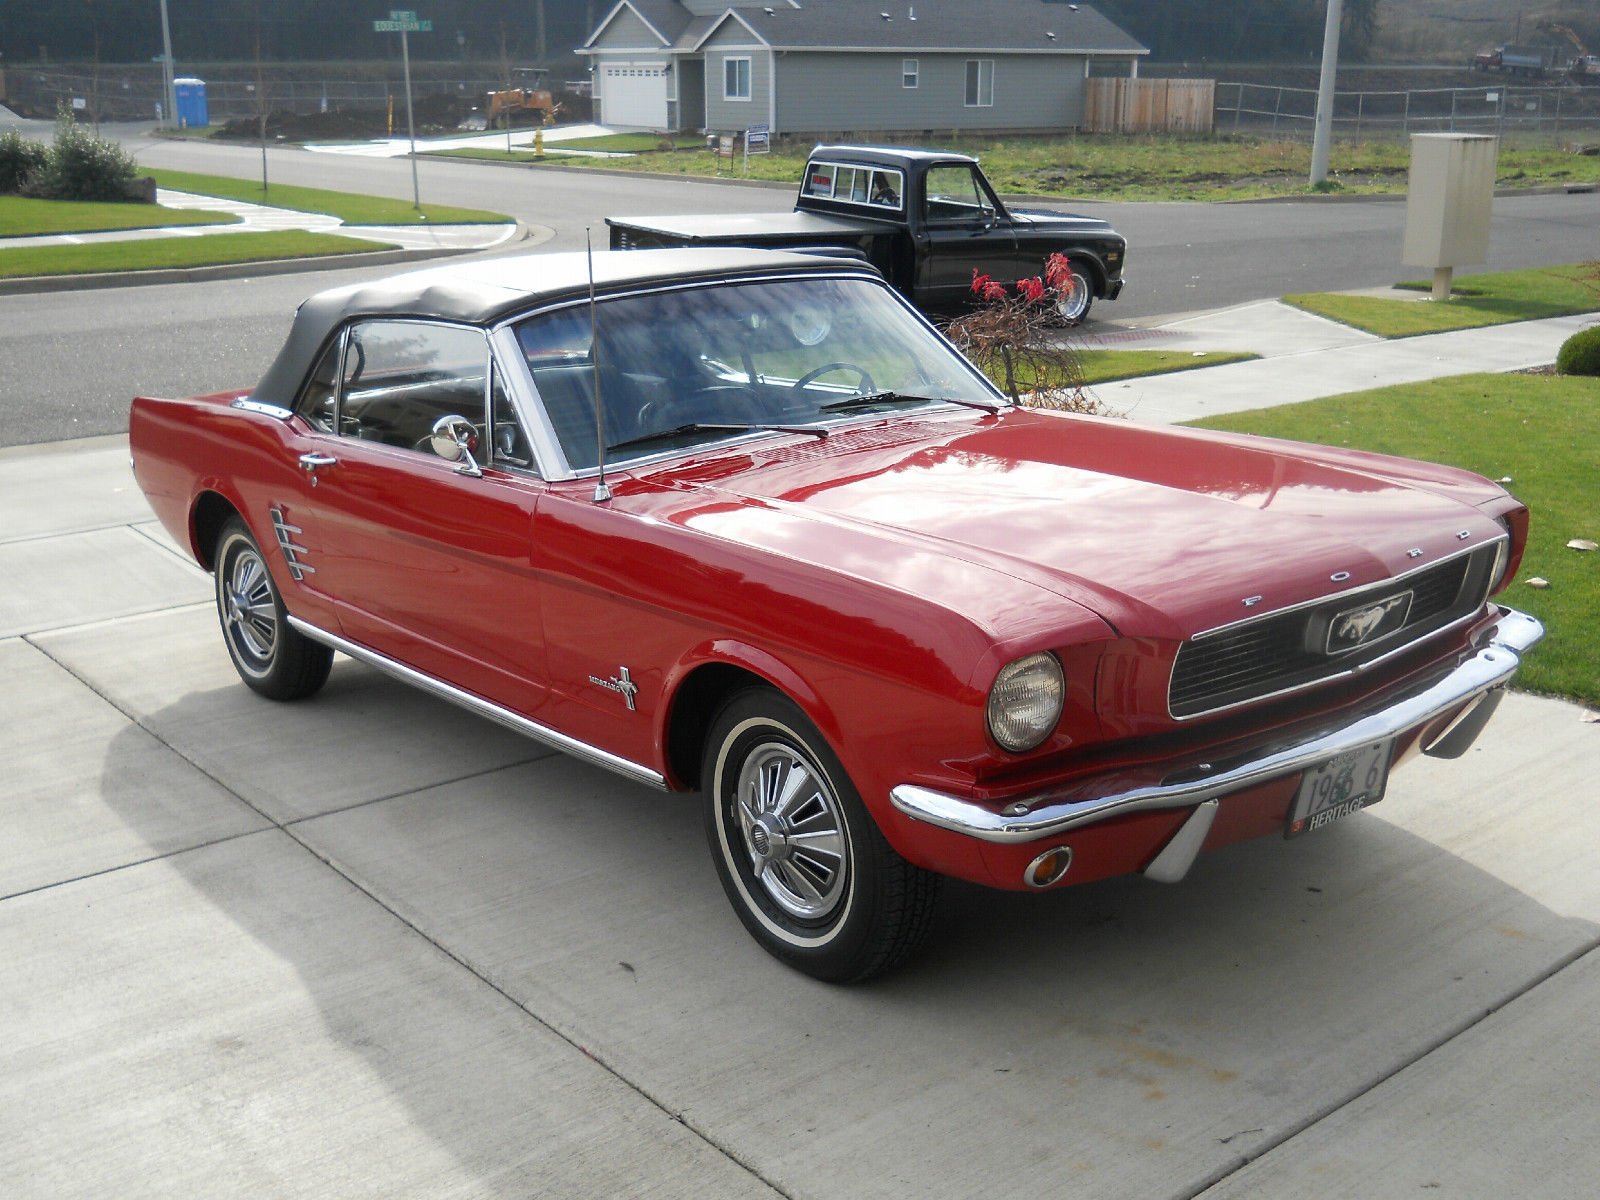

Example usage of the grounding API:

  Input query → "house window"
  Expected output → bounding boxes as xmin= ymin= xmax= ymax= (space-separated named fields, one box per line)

xmin=724 ymin=56 xmax=752 ymax=101
xmin=964 ymin=59 xmax=994 ymax=107
xmin=902 ymin=59 xmax=918 ymax=89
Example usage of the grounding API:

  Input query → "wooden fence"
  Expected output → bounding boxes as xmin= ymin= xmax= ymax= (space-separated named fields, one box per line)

xmin=1083 ymin=77 xmax=1215 ymax=134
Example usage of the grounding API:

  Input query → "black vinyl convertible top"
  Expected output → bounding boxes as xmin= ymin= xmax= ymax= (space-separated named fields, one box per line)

xmin=251 ymin=246 xmax=865 ymax=409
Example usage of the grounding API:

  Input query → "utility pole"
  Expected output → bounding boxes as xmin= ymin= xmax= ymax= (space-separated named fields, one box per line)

xmin=1310 ymin=0 xmax=1344 ymax=186
xmin=158 ymin=0 xmax=177 ymax=128
xmin=254 ymin=23 xmax=269 ymax=193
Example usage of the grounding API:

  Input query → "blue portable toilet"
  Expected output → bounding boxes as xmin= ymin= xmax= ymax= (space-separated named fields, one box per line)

xmin=173 ymin=78 xmax=209 ymax=129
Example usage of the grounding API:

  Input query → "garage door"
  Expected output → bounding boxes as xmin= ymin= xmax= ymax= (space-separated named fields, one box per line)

xmin=601 ymin=62 xmax=668 ymax=129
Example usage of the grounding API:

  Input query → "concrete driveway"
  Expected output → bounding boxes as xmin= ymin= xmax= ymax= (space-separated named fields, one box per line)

xmin=3 ymin=429 xmax=1597 ymax=1198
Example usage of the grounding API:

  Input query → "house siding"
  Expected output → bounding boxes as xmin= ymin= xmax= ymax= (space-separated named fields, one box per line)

xmin=702 ymin=22 xmax=772 ymax=132
xmin=589 ymin=7 xmax=664 ymax=51
xmin=677 ymin=58 xmax=707 ymax=130
xmin=775 ymin=52 xmax=1087 ymax=134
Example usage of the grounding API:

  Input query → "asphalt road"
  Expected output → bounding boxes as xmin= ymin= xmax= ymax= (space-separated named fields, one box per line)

xmin=3 ymin=118 xmax=1597 ymax=446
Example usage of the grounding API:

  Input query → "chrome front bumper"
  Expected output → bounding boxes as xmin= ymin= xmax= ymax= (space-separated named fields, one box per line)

xmin=890 ymin=606 xmax=1543 ymax=846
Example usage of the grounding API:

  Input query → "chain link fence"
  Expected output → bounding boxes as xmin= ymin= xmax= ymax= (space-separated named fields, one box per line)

xmin=4 ymin=65 xmax=518 ymax=125
xmin=1216 ymin=81 xmax=1600 ymax=141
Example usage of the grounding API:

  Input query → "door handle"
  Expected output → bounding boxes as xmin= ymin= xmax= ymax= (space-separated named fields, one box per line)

xmin=298 ymin=453 xmax=337 ymax=485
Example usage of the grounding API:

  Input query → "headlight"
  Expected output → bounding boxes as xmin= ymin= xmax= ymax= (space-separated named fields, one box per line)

xmin=1488 ymin=521 xmax=1513 ymax=595
xmin=987 ymin=652 xmax=1065 ymax=753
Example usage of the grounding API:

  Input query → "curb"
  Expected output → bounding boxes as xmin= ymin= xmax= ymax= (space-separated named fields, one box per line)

xmin=0 ymin=222 xmax=534 ymax=297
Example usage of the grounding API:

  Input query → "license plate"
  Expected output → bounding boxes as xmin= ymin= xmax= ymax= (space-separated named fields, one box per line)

xmin=1285 ymin=740 xmax=1392 ymax=838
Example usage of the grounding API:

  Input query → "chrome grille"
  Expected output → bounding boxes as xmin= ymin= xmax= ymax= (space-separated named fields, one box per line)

xmin=1169 ymin=545 xmax=1495 ymax=719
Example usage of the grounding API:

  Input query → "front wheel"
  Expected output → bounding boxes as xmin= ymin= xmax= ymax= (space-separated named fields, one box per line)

xmin=702 ymin=688 xmax=940 ymax=982
xmin=1052 ymin=257 xmax=1095 ymax=324
xmin=214 ymin=517 xmax=332 ymax=701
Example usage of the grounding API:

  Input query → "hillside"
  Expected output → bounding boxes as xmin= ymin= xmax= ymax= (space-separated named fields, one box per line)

xmin=1373 ymin=0 xmax=1599 ymax=63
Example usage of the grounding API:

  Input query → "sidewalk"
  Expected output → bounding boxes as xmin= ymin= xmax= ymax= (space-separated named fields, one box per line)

xmin=304 ymin=120 xmax=625 ymax=159
xmin=0 ymin=187 xmax=521 ymax=254
xmin=1083 ymin=298 xmax=1598 ymax=423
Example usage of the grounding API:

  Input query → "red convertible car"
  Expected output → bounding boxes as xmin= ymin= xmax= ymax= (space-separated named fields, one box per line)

xmin=131 ymin=248 xmax=1542 ymax=981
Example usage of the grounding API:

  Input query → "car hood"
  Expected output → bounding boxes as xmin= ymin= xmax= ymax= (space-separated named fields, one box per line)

xmin=649 ymin=409 xmax=1509 ymax=642
xmin=1007 ymin=207 xmax=1119 ymax=236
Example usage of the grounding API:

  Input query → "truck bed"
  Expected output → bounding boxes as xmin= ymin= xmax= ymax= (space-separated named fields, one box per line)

xmin=608 ymin=209 xmax=894 ymax=250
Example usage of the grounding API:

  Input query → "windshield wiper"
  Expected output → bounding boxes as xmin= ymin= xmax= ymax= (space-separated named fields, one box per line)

xmin=818 ymin=391 xmax=1005 ymax=415
xmin=606 ymin=421 xmax=829 ymax=455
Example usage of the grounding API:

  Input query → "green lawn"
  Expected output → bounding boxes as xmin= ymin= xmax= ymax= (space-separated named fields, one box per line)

xmin=1191 ymin=372 xmax=1600 ymax=707
xmin=141 ymin=168 xmax=511 ymax=226
xmin=0 ymin=194 xmax=236 ymax=237
xmin=494 ymin=132 xmax=1600 ymax=201
xmin=1285 ymin=265 xmax=1600 ymax=337
xmin=0 ymin=230 xmax=395 ymax=279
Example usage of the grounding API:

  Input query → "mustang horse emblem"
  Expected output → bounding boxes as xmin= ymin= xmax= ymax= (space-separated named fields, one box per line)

xmin=1329 ymin=593 xmax=1412 ymax=651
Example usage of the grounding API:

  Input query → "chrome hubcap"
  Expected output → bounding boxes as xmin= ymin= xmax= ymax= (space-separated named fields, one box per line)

xmin=1057 ymin=272 xmax=1088 ymax=321
xmin=224 ymin=547 xmax=278 ymax=663
xmin=735 ymin=742 xmax=848 ymax=920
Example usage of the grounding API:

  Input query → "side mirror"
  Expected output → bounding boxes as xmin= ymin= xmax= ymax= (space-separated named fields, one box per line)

xmin=429 ymin=414 xmax=483 ymax=477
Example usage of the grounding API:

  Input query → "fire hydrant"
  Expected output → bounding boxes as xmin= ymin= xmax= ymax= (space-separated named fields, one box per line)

xmin=534 ymin=128 xmax=544 ymax=158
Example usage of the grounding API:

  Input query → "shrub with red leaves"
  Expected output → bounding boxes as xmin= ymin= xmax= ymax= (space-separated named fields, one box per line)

xmin=947 ymin=269 xmax=1098 ymax=413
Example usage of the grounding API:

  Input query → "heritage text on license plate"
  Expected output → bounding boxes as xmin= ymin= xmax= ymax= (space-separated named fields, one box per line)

xmin=1285 ymin=740 xmax=1392 ymax=838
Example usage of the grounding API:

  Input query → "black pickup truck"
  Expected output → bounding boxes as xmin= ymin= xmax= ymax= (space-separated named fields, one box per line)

xmin=607 ymin=145 xmax=1127 ymax=322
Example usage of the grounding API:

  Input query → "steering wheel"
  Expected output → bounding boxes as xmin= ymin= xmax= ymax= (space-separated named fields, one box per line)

xmin=792 ymin=361 xmax=876 ymax=397
xmin=637 ymin=386 xmax=766 ymax=434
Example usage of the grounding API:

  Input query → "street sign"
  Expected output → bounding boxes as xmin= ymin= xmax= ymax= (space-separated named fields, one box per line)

xmin=374 ymin=15 xmax=431 ymax=31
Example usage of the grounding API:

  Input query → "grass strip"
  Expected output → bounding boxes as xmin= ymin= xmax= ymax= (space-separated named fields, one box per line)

xmin=976 ymin=348 xmax=1257 ymax=393
xmin=430 ymin=132 xmax=704 ymax=162
xmin=485 ymin=132 xmax=1600 ymax=201
xmin=1285 ymin=265 xmax=1600 ymax=337
xmin=0 ymin=230 xmax=395 ymax=279
xmin=1191 ymin=372 xmax=1600 ymax=706
xmin=142 ymin=168 xmax=510 ymax=226
xmin=1078 ymin=348 xmax=1257 ymax=384
xmin=0 ymin=194 xmax=236 ymax=237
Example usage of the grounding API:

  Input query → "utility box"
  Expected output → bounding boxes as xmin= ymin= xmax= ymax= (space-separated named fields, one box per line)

xmin=173 ymin=77 xmax=209 ymax=129
xmin=1402 ymin=133 xmax=1497 ymax=299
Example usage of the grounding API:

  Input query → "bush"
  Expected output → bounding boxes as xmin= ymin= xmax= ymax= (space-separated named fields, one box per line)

xmin=1556 ymin=325 xmax=1600 ymax=377
xmin=22 ymin=107 xmax=143 ymax=203
xmin=0 ymin=129 xmax=48 ymax=195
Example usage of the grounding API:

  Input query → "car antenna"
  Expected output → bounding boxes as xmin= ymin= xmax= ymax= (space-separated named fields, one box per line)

xmin=587 ymin=227 xmax=612 ymax=503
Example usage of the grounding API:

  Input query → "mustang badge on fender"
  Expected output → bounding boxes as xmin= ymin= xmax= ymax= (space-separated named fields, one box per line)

xmin=589 ymin=666 xmax=639 ymax=711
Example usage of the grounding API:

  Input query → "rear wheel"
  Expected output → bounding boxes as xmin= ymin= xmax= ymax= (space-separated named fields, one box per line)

xmin=702 ymin=687 xmax=940 ymax=982
xmin=214 ymin=517 xmax=332 ymax=701
xmin=1052 ymin=257 xmax=1094 ymax=324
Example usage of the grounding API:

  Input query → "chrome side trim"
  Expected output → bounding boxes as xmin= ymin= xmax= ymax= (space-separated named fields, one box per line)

xmin=890 ymin=607 xmax=1543 ymax=845
xmin=1142 ymin=798 xmax=1219 ymax=884
xmin=286 ymin=616 xmax=669 ymax=792
xmin=233 ymin=397 xmax=294 ymax=420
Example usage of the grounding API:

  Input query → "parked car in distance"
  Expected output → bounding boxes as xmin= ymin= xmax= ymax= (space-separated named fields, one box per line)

xmin=608 ymin=144 xmax=1127 ymax=322
xmin=130 ymin=247 xmax=1542 ymax=982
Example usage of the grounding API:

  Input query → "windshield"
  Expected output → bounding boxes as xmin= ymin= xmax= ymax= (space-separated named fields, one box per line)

xmin=511 ymin=275 xmax=1002 ymax=471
